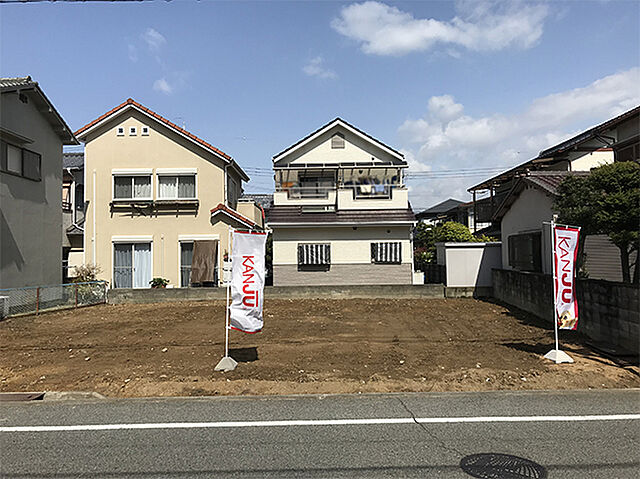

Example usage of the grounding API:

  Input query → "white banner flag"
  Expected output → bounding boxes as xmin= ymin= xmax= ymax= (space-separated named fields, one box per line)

xmin=553 ymin=225 xmax=580 ymax=330
xmin=229 ymin=231 xmax=267 ymax=333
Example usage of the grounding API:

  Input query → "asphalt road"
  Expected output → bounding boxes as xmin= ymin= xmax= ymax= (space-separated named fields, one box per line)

xmin=1 ymin=389 xmax=639 ymax=478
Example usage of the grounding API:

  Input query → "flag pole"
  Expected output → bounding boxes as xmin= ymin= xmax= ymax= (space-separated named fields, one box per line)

xmin=215 ymin=226 xmax=237 ymax=372
xmin=544 ymin=216 xmax=573 ymax=364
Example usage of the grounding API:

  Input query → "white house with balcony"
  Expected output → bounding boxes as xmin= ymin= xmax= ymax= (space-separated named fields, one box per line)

xmin=267 ymin=118 xmax=416 ymax=286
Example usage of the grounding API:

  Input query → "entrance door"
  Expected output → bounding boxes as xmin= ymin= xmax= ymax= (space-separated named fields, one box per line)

xmin=113 ymin=242 xmax=152 ymax=288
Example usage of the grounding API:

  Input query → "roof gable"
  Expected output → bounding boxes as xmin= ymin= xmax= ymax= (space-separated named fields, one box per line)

xmin=1 ymin=76 xmax=78 ymax=145
xmin=273 ymin=118 xmax=405 ymax=166
xmin=492 ymin=171 xmax=590 ymax=220
xmin=75 ymin=98 xmax=232 ymax=162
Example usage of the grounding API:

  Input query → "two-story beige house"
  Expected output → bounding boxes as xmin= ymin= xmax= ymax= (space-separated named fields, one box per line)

xmin=267 ymin=118 xmax=416 ymax=286
xmin=75 ymin=99 xmax=262 ymax=289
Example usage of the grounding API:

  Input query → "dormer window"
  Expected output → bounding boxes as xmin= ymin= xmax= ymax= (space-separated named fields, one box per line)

xmin=117 ymin=127 xmax=124 ymax=136
xmin=129 ymin=127 xmax=137 ymax=136
xmin=331 ymin=133 xmax=345 ymax=149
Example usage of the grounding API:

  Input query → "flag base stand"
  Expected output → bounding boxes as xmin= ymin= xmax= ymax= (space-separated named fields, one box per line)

xmin=544 ymin=349 xmax=574 ymax=364
xmin=214 ymin=356 xmax=237 ymax=372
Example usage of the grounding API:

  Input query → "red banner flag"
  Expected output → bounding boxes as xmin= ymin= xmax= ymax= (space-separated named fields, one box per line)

xmin=553 ymin=225 xmax=580 ymax=330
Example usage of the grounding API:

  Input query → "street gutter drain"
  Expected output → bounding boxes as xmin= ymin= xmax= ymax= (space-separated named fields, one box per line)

xmin=0 ymin=392 xmax=45 ymax=402
xmin=460 ymin=453 xmax=547 ymax=479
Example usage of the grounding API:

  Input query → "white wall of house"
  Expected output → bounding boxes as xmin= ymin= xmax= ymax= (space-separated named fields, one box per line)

xmin=276 ymin=125 xmax=400 ymax=166
xmin=273 ymin=226 xmax=411 ymax=265
xmin=568 ymin=149 xmax=613 ymax=171
xmin=436 ymin=242 xmax=502 ymax=287
xmin=500 ymin=186 xmax=554 ymax=274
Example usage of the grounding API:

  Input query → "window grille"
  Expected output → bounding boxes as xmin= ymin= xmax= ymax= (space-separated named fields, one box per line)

xmin=371 ymin=242 xmax=402 ymax=264
xmin=298 ymin=244 xmax=331 ymax=265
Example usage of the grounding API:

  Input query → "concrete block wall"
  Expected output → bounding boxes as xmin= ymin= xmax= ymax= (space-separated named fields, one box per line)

xmin=577 ymin=279 xmax=639 ymax=354
xmin=493 ymin=269 xmax=639 ymax=355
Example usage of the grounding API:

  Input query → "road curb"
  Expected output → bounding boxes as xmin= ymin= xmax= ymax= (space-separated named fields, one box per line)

xmin=43 ymin=391 xmax=106 ymax=401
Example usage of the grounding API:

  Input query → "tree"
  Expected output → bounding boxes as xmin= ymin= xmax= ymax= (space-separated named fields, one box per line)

xmin=554 ymin=161 xmax=640 ymax=283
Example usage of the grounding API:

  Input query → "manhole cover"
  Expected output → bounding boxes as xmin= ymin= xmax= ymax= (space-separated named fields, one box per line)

xmin=460 ymin=453 xmax=547 ymax=479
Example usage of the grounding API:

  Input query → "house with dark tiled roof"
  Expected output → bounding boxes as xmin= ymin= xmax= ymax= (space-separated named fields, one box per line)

xmin=74 ymin=99 xmax=262 ymax=288
xmin=1 ymin=76 xmax=78 ymax=288
xmin=468 ymin=105 xmax=640 ymax=236
xmin=267 ymin=118 xmax=417 ymax=286
xmin=494 ymin=170 xmax=634 ymax=281
xmin=469 ymin=105 xmax=639 ymax=278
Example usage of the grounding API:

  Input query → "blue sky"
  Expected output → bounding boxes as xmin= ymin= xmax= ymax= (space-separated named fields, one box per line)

xmin=1 ymin=0 xmax=638 ymax=210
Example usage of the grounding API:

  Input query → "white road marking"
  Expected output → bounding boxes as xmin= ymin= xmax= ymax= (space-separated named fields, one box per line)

xmin=1 ymin=414 xmax=639 ymax=433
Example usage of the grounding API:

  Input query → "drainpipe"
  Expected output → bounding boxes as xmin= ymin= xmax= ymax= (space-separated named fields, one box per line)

xmin=224 ymin=163 xmax=228 ymax=207
xmin=92 ymin=169 xmax=96 ymax=265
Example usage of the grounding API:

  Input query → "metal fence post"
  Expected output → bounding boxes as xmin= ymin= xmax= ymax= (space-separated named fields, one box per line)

xmin=36 ymin=287 xmax=40 ymax=315
xmin=75 ymin=284 xmax=78 ymax=308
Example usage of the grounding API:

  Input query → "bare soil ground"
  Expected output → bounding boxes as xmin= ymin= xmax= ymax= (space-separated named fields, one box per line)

xmin=0 ymin=298 xmax=637 ymax=398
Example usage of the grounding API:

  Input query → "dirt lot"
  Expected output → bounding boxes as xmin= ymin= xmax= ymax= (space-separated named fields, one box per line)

xmin=0 ymin=298 xmax=637 ymax=398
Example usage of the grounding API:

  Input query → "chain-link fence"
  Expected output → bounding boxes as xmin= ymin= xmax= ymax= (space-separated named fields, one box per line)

xmin=0 ymin=281 xmax=108 ymax=319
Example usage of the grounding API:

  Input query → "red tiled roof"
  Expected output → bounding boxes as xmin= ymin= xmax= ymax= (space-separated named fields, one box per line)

xmin=210 ymin=203 xmax=258 ymax=228
xmin=74 ymin=98 xmax=231 ymax=161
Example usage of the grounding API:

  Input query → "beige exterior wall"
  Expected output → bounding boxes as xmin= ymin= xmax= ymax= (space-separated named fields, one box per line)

xmin=236 ymin=200 xmax=263 ymax=225
xmin=1 ymin=91 xmax=63 ymax=288
xmin=82 ymin=109 xmax=246 ymax=288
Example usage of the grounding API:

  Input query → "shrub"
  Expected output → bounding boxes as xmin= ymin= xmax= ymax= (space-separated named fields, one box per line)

xmin=72 ymin=263 xmax=102 ymax=283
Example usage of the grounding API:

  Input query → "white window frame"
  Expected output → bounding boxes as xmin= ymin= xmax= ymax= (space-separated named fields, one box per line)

xmin=111 ymin=169 xmax=153 ymax=201
xmin=178 ymin=235 xmax=220 ymax=287
xmin=111 ymin=237 xmax=154 ymax=289
xmin=129 ymin=126 xmax=137 ymax=136
xmin=141 ymin=126 xmax=149 ymax=136
xmin=117 ymin=127 xmax=125 ymax=136
xmin=156 ymin=168 xmax=198 ymax=200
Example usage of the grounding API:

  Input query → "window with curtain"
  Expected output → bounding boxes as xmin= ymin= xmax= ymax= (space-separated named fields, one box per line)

xmin=113 ymin=242 xmax=152 ymax=288
xmin=113 ymin=243 xmax=133 ymax=288
xmin=113 ymin=175 xmax=151 ymax=200
xmin=158 ymin=175 xmax=196 ymax=199
xmin=180 ymin=242 xmax=194 ymax=287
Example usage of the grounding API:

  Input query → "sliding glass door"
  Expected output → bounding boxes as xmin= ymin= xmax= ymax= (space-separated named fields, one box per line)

xmin=113 ymin=243 xmax=152 ymax=288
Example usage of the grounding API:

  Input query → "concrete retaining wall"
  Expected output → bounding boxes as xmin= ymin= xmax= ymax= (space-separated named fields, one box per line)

xmin=493 ymin=269 xmax=639 ymax=355
xmin=108 ymin=284 xmax=448 ymax=304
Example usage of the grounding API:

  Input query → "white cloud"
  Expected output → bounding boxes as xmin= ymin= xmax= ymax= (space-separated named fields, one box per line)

xmin=128 ymin=44 xmax=138 ymax=62
xmin=141 ymin=27 xmax=167 ymax=51
xmin=331 ymin=1 xmax=549 ymax=56
xmin=400 ymin=68 xmax=640 ymax=210
xmin=303 ymin=56 xmax=338 ymax=79
xmin=153 ymin=78 xmax=173 ymax=95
